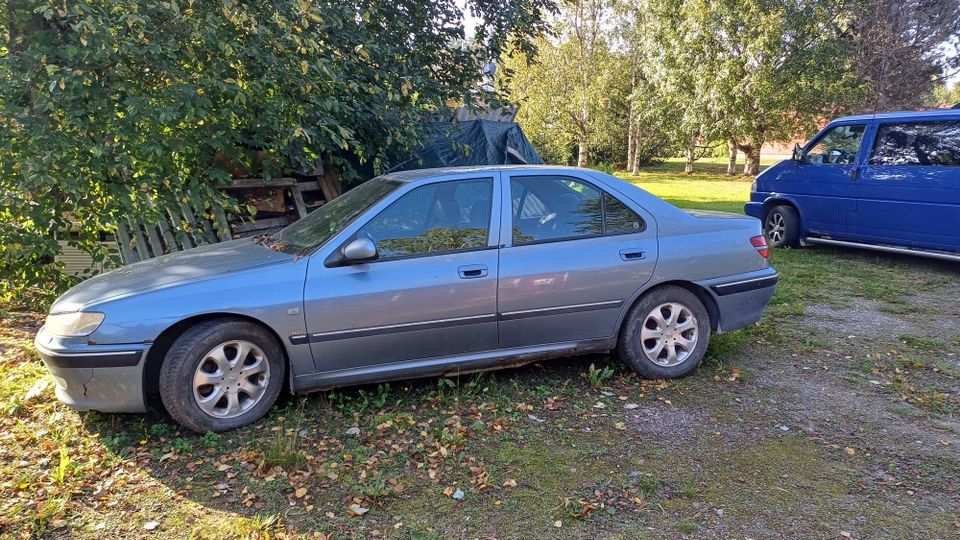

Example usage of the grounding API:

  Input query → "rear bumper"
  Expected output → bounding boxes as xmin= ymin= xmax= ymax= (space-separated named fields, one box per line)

xmin=34 ymin=328 xmax=149 ymax=413
xmin=698 ymin=269 xmax=778 ymax=333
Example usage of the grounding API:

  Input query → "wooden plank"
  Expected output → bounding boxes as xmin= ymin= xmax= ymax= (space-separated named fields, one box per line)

xmin=294 ymin=180 xmax=321 ymax=192
xmin=317 ymin=174 xmax=339 ymax=202
xmin=127 ymin=217 xmax=150 ymax=261
xmin=290 ymin=185 xmax=308 ymax=219
xmin=165 ymin=205 xmax=195 ymax=249
xmin=221 ymin=177 xmax=297 ymax=189
xmin=115 ymin=221 xmax=139 ymax=264
xmin=212 ymin=206 xmax=232 ymax=241
xmin=142 ymin=219 xmax=164 ymax=258
xmin=231 ymin=216 xmax=290 ymax=233
xmin=151 ymin=200 xmax=179 ymax=252
xmin=177 ymin=200 xmax=207 ymax=246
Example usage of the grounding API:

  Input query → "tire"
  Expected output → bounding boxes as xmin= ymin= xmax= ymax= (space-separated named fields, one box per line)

xmin=764 ymin=205 xmax=801 ymax=248
xmin=617 ymin=285 xmax=711 ymax=379
xmin=159 ymin=319 xmax=285 ymax=433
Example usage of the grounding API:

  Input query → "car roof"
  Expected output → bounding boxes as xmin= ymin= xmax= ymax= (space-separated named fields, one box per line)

xmin=830 ymin=108 xmax=960 ymax=124
xmin=381 ymin=165 xmax=588 ymax=182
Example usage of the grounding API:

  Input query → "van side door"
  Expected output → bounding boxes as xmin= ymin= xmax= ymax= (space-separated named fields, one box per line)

xmin=851 ymin=119 xmax=960 ymax=251
xmin=792 ymin=123 xmax=867 ymax=238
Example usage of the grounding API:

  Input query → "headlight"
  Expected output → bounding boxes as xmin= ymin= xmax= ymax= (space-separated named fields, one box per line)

xmin=44 ymin=312 xmax=105 ymax=337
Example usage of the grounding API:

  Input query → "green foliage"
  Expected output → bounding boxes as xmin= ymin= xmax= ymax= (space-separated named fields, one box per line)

xmin=626 ymin=0 xmax=865 ymax=161
xmin=585 ymin=362 xmax=615 ymax=389
xmin=0 ymin=0 xmax=554 ymax=302
xmin=504 ymin=1 xmax=632 ymax=166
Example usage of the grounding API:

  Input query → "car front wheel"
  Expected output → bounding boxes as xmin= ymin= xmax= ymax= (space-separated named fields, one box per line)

xmin=764 ymin=205 xmax=801 ymax=248
xmin=159 ymin=319 xmax=285 ymax=433
xmin=617 ymin=285 xmax=711 ymax=379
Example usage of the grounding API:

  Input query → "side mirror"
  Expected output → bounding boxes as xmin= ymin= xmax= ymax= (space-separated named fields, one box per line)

xmin=793 ymin=143 xmax=804 ymax=162
xmin=341 ymin=237 xmax=378 ymax=262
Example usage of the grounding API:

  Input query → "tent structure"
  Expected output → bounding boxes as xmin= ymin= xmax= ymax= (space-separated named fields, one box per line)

xmin=390 ymin=119 xmax=543 ymax=172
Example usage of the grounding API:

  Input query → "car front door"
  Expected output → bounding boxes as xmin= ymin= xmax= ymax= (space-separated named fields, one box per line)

xmin=302 ymin=174 xmax=501 ymax=379
xmin=851 ymin=119 xmax=960 ymax=250
xmin=791 ymin=123 xmax=867 ymax=237
xmin=497 ymin=172 xmax=658 ymax=349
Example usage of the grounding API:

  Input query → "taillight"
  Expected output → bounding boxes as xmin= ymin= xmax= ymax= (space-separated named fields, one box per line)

xmin=750 ymin=235 xmax=770 ymax=259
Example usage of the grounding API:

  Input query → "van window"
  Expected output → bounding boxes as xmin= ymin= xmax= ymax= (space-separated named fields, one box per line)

xmin=869 ymin=121 xmax=960 ymax=167
xmin=805 ymin=125 xmax=865 ymax=164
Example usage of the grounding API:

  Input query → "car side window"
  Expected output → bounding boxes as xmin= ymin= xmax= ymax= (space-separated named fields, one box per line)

xmin=869 ymin=121 xmax=960 ymax=167
xmin=510 ymin=176 xmax=646 ymax=244
xmin=604 ymin=193 xmax=646 ymax=234
xmin=805 ymin=125 xmax=865 ymax=164
xmin=511 ymin=177 xmax=603 ymax=244
xmin=358 ymin=178 xmax=492 ymax=259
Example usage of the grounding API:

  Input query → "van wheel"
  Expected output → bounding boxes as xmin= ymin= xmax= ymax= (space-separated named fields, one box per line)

xmin=764 ymin=205 xmax=801 ymax=248
xmin=159 ymin=319 xmax=285 ymax=433
xmin=617 ymin=286 xmax=711 ymax=379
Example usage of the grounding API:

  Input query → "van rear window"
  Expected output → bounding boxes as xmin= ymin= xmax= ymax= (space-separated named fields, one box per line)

xmin=870 ymin=121 xmax=960 ymax=167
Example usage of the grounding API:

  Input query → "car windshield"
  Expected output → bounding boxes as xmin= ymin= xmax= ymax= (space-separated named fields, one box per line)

xmin=270 ymin=176 xmax=402 ymax=254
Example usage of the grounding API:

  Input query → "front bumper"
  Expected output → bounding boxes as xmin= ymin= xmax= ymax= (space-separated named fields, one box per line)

xmin=34 ymin=328 xmax=149 ymax=413
xmin=744 ymin=201 xmax=764 ymax=219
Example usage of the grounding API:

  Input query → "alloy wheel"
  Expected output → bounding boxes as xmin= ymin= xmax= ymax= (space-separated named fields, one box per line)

xmin=639 ymin=302 xmax=699 ymax=367
xmin=192 ymin=340 xmax=270 ymax=418
xmin=765 ymin=212 xmax=785 ymax=244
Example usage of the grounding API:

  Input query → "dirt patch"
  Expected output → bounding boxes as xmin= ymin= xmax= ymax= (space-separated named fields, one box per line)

xmin=802 ymin=302 xmax=914 ymax=338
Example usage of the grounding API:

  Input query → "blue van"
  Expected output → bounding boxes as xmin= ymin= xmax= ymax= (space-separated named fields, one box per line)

xmin=745 ymin=109 xmax=960 ymax=261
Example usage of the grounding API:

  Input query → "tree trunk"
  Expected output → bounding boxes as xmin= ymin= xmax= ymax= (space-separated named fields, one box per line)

xmin=626 ymin=105 xmax=635 ymax=173
xmin=684 ymin=132 xmax=698 ymax=174
xmin=727 ymin=139 xmax=738 ymax=175
xmin=577 ymin=142 xmax=589 ymax=168
xmin=742 ymin=145 xmax=762 ymax=176
xmin=630 ymin=127 xmax=641 ymax=175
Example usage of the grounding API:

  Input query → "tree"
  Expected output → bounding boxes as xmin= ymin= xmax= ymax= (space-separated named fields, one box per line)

xmin=847 ymin=0 xmax=960 ymax=111
xmin=628 ymin=0 xmax=863 ymax=175
xmin=504 ymin=0 xmax=629 ymax=167
xmin=0 ymin=0 xmax=555 ymax=300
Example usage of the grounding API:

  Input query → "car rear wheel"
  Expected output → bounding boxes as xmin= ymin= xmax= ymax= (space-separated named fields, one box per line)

xmin=764 ymin=205 xmax=801 ymax=248
xmin=617 ymin=286 xmax=711 ymax=379
xmin=159 ymin=319 xmax=285 ymax=433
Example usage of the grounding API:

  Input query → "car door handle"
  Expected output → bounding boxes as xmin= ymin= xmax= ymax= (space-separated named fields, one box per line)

xmin=619 ymin=249 xmax=645 ymax=261
xmin=850 ymin=168 xmax=859 ymax=181
xmin=458 ymin=264 xmax=488 ymax=279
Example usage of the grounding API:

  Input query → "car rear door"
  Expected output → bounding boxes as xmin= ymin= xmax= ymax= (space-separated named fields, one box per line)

xmin=302 ymin=173 xmax=502 ymax=375
xmin=496 ymin=171 xmax=658 ymax=349
xmin=850 ymin=118 xmax=960 ymax=251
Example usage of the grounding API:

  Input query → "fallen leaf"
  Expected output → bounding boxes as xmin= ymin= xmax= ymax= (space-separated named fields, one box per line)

xmin=554 ymin=520 xmax=562 ymax=528
xmin=347 ymin=503 xmax=369 ymax=516
xmin=503 ymin=479 xmax=518 ymax=488
xmin=295 ymin=487 xmax=307 ymax=498
xmin=143 ymin=521 xmax=160 ymax=531
xmin=845 ymin=447 xmax=856 ymax=455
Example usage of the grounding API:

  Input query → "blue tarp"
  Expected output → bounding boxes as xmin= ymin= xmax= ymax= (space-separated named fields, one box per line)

xmin=392 ymin=120 xmax=543 ymax=171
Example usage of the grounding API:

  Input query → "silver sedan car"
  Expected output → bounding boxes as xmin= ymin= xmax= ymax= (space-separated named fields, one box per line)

xmin=36 ymin=166 xmax=777 ymax=432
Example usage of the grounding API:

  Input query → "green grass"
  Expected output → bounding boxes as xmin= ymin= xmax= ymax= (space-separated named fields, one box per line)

xmin=616 ymin=157 xmax=777 ymax=213
xmin=1 ymin=158 xmax=958 ymax=539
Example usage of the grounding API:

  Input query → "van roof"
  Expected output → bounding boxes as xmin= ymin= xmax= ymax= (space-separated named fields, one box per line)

xmin=831 ymin=108 xmax=960 ymax=124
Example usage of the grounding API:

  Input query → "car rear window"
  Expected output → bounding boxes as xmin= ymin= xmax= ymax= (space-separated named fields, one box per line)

xmin=869 ymin=121 xmax=960 ymax=167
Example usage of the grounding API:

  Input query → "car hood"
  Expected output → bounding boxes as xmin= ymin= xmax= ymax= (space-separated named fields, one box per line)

xmin=51 ymin=238 xmax=295 ymax=312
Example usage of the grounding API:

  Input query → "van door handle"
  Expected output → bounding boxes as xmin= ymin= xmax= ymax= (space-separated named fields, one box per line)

xmin=619 ymin=249 xmax=645 ymax=261
xmin=458 ymin=264 xmax=488 ymax=279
